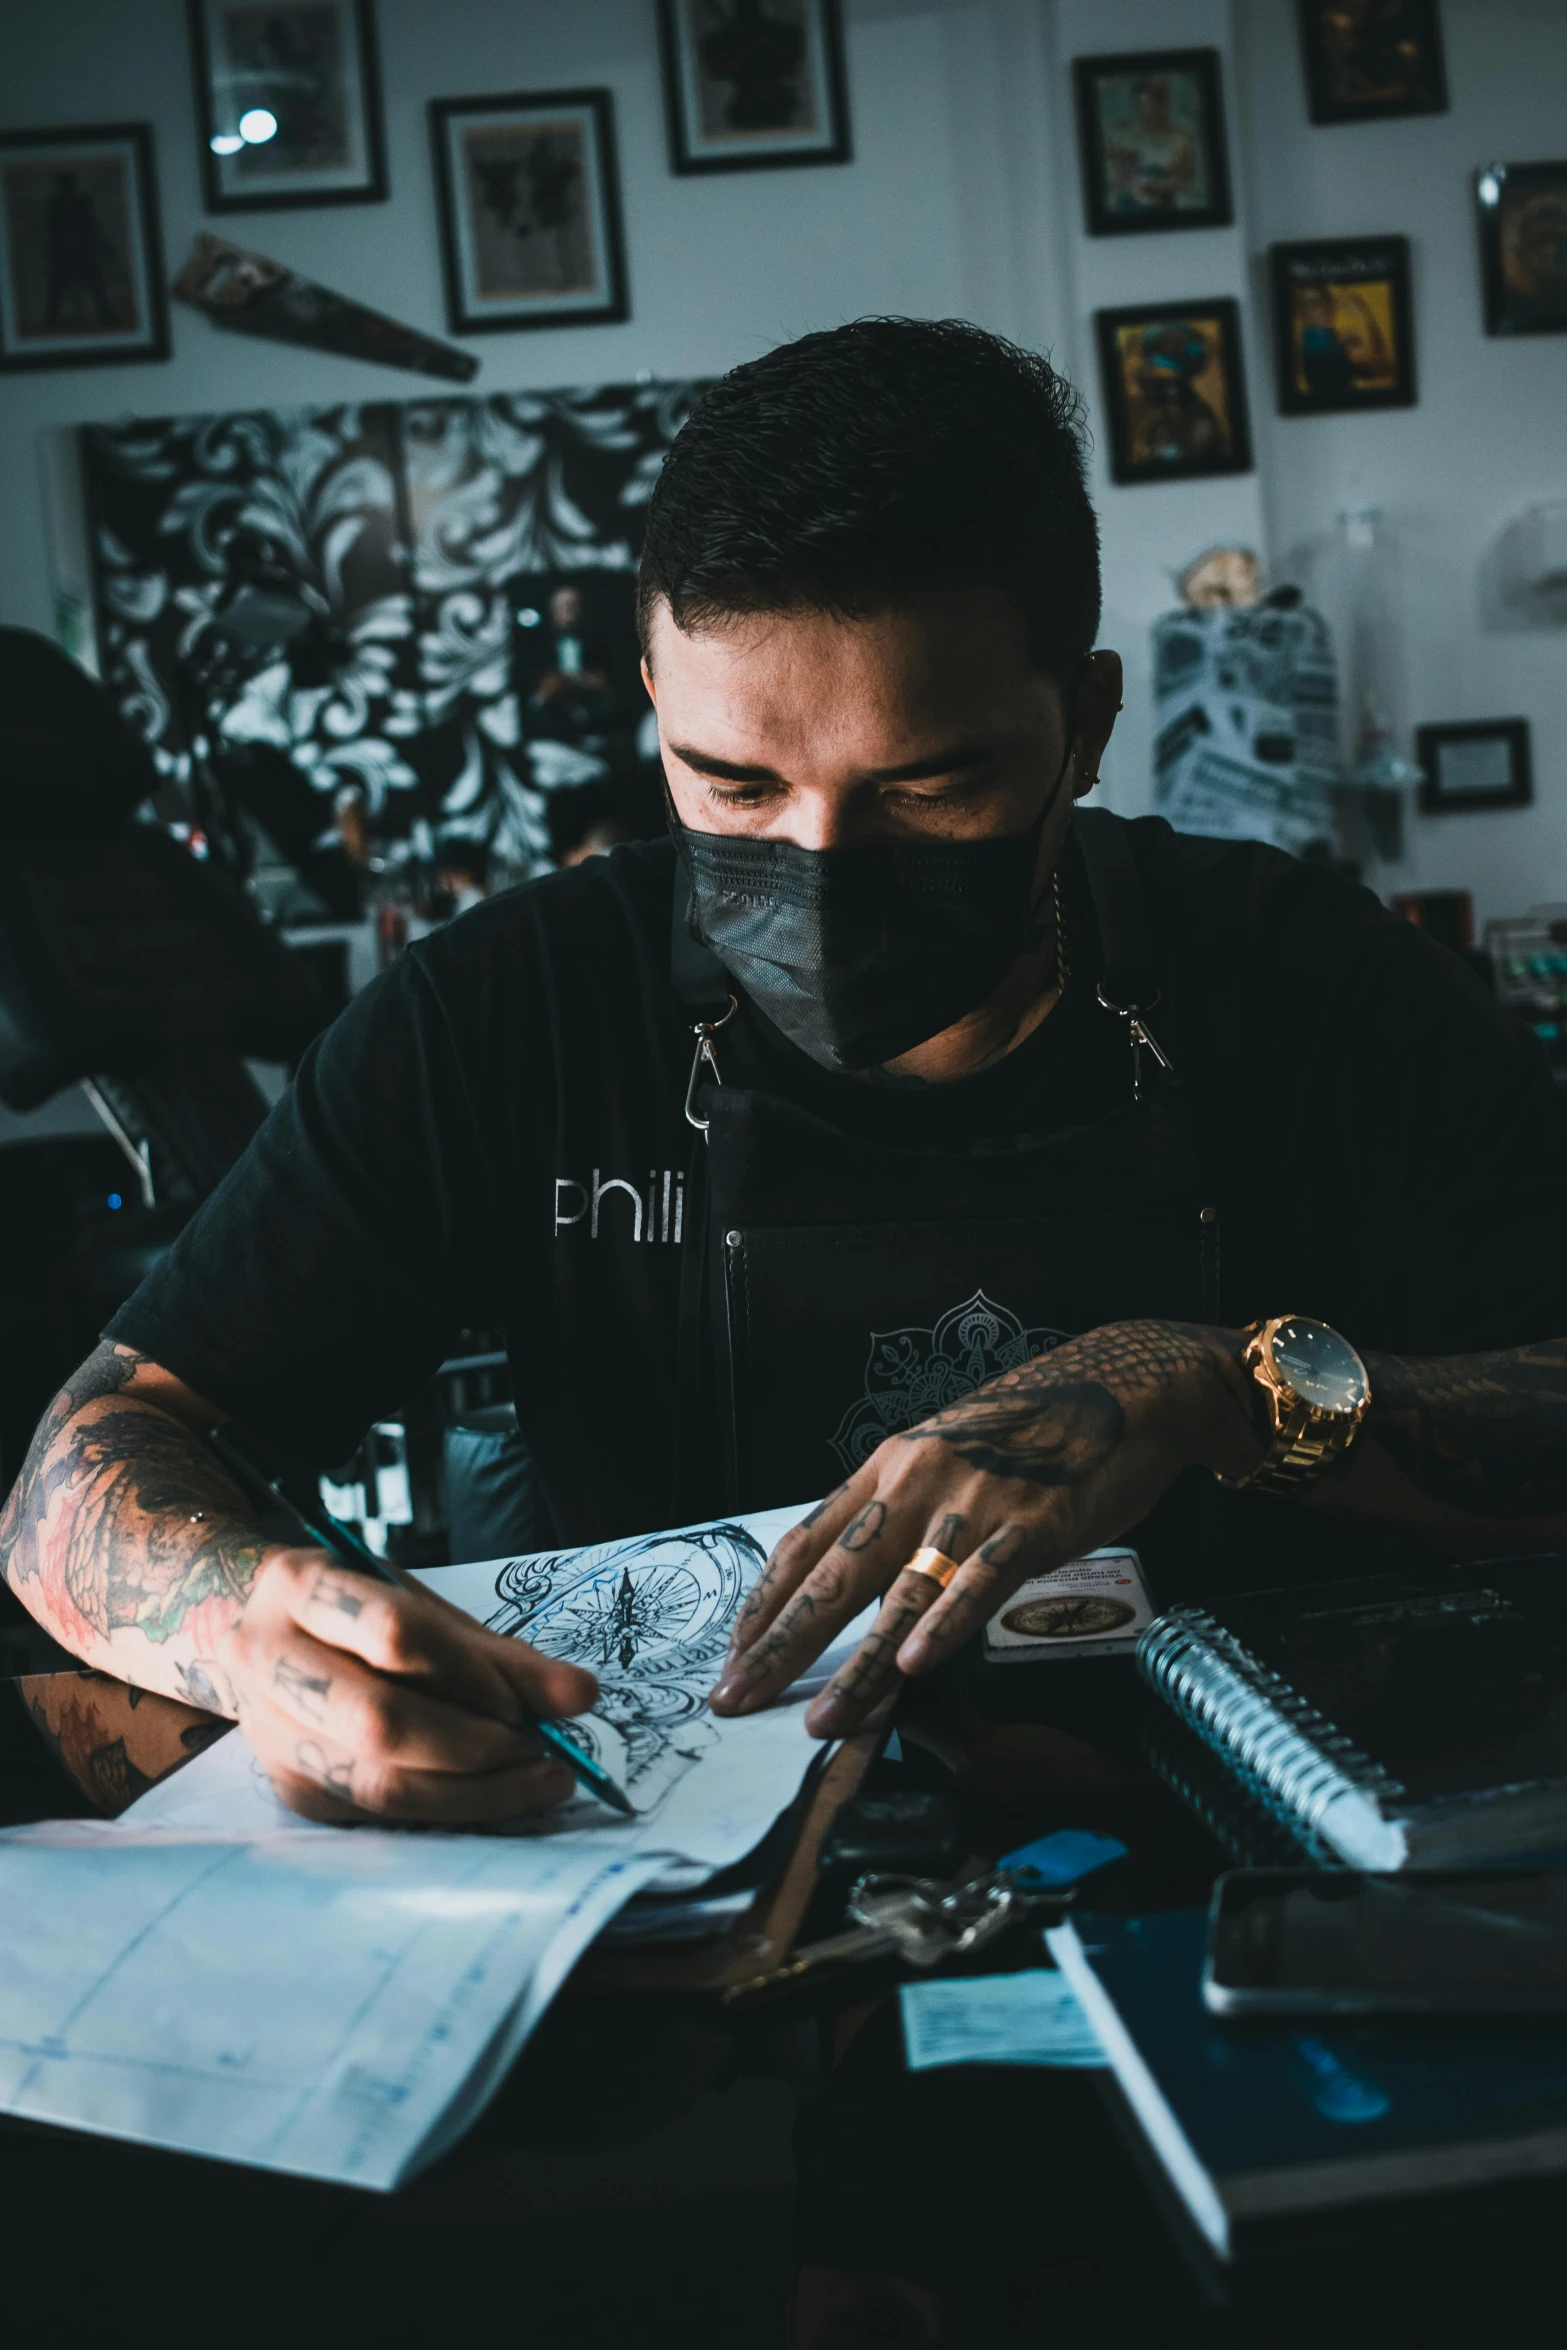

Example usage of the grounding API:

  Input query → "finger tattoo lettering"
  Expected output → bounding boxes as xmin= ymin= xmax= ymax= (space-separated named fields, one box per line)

xmin=979 ymin=1526 xmax=1025 ymax=1568
xmin=800 ymin=1482 xmax=850 ymax=1530
xmin=274 ymin=1653 xmax=332 ymax=1724
xmin=310 ymin=1567 xmax=365 ymax=1619
xmin=932 ymin=1512 xmax=968 ymax=1557
xmin=293 ymin=1739 xmax=354 ymax=1798
xmin=838 ymin=1500 xmax=888 ymax=1553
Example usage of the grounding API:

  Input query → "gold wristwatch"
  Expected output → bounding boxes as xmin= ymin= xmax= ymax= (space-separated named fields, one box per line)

xmin=1215 ymin=1315 xmax=1371 ymax=1498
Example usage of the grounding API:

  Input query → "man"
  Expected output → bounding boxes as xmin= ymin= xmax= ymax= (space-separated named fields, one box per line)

xmin=520 ymin=582 xmax=619 ymax=749
xmin=4 ymin=318 xmax=1567 ymax=1825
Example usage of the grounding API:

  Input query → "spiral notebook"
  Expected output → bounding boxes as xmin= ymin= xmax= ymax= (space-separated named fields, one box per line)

xmin=1136 ymin=1555 xmax=1567 ymax=1870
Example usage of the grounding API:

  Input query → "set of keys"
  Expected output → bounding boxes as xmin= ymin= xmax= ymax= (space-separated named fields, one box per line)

xmin=721 ymin=1864 xmax=1070 ymax=2012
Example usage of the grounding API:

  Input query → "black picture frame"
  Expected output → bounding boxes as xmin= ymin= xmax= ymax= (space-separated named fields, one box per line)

xmin=1072 ymin=48 xmax=1232 ymax=236
xmin=1476 ymin=160 xmax=1567 ymax=337
xmin=0 ymin=121 xmax=169 ymax=372
xmin=1296 ymin=0 xmax=1448 ymax=125
xmin=1416 ymin=720 xmax=1533 ymax=815
xmin=657 ymin=0 xmax=851 ymax=174
xmin=189 ymin=0 xmax=387 ymax=212
xmin=429 ymin=89 xmax=628 ymax=336
xmin=1270 ymin=234 xmax=1416 ymax=414
xmin=1094 ymin=298 xmax=1253 ymax=486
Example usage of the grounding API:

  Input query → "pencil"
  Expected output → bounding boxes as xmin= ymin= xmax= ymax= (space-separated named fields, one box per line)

xmin=213 ymin=1434 xmax=636 ymax=1818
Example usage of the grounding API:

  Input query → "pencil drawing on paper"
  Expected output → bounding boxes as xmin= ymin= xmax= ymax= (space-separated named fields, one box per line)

xmin=486 ymin=1522 xmax=766 ymax=1801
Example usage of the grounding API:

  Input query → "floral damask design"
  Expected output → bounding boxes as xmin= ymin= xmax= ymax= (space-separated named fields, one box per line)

xmin=829 ymin=1291 xmax=1071 ymax=1472
xmin=82 ymin=377 xmax=704 ymax=869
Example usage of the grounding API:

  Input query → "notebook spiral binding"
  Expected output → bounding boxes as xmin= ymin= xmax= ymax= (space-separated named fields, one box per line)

xmin=1137 ymin=1607 xmax=1409 ymax=1857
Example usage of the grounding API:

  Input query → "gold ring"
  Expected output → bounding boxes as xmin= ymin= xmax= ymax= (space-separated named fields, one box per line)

xmin=903 ymin=1547 xmax=961 ymax=1590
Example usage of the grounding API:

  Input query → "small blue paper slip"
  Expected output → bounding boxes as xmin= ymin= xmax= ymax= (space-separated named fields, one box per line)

xmin=999 ymin=1829 xmax=1128 ymax=1888
xmin=900 ymin=1970 xmax=1106 ymax=2072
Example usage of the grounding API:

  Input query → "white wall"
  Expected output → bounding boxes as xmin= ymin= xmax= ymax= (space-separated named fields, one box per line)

xmin=1 ymin=0 xmax=1564 ymax=922
xmin=0 ymin=0 xmax=1076 ymax=632
xmin=1236 ymin=0 xmax=1567 ymax=921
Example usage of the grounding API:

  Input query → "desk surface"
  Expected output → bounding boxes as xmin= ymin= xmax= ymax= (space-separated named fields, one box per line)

xmin=0 ymin=1663 xmax=1560 ymax=2349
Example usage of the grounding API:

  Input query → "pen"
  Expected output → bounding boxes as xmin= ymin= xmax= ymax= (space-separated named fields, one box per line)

xmin=211 ymin=1433 xmax=635 ymax=1818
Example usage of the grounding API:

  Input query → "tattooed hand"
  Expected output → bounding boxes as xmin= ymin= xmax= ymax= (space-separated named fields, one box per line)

xmin=0 ymin=1341 xmax=594 ymax=1829
xmin=711 ymin=1319 xmax=1261 ymax=1738
xmin=220 ymin=1551 xmax=598 ymax=1825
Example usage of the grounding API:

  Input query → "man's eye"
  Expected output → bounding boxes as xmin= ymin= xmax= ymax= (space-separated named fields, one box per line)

xmin=888 ymin=777 xmax=983 ymax=808
xmin=706 ymin=781 xmax=776 ymax=807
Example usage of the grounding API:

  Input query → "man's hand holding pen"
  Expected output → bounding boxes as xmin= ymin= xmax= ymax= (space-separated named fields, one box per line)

xmin=220 ymin=1550 xmax=599 ymax=1825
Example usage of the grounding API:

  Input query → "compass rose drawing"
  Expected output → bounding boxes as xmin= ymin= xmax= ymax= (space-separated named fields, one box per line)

xmin=485 ymin=1522 xmax=765 ymax=1799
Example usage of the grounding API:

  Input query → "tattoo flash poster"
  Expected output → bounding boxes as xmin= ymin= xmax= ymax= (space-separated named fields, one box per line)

xmin=80 ymin=376 xmax=703 ymax=870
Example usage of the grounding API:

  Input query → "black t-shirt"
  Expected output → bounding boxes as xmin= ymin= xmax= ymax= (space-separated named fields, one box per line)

xmin=110 ymin=821 xmax=1567 ymax=1551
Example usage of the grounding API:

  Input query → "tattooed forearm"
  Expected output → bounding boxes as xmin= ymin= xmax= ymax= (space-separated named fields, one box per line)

xmin=0 ymin=1342 xmax=267 ymax=1703
xmin=1365 ymin=1341 xmax=1567 ymax=1519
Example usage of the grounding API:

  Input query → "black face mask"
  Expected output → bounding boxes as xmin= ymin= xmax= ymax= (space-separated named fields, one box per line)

xmin=672 ymin=732 xmax=1075 ymax=1074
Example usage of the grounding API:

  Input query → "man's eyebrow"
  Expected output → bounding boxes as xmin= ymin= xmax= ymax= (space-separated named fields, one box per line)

xmin=667 ymin=741 xmax=998 ymax=786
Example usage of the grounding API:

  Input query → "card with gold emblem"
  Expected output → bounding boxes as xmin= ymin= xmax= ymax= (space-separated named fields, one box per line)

xmin=983 ymin=1548 xmax=1152 ymax=1662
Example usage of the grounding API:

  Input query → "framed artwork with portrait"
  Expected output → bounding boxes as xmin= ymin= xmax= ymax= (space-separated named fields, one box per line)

xmin=1094 ymin=298 xmax=1253 ymax=486
xmin=1072 ymin=48 xmax=1232 ymax=236
xmin=1271 ymin=235 xmax=1415 ymax=413
xmin=430 ymin=89 xmax=627 ymax=335
xmin=1416 ymin=720 xmax=1532 ymax=815
xmin=188 ymin=0 xmax=386 ymax=211
xmin=657 ymin=0 xmax=850 ymax=174
xmin=0 ymin=121 xmax=168 ymax=371
xmin=1476 ymin=161 xmax=1567 ymax=336
xmin=1296 ymin=0 xmax=1448 ymax=125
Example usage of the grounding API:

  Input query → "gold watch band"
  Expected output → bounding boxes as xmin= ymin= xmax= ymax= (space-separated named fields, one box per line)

xmin=1215 ymin=1316 xmax=1370 ymax=1498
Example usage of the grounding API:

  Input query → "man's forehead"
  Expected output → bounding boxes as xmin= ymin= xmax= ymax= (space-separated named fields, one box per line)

xmin=645 ymin=594 xmax=1059 ymax=732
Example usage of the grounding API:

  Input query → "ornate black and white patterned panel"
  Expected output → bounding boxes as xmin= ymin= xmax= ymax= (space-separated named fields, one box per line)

xmin=82 ymin=377 xmax=705 ymax=869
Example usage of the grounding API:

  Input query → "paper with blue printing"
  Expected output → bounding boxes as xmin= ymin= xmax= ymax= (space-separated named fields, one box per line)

xmin=900 ymin=1970 xmax=1107 ymax=2071
xmin=0 ymin=1503 xmax=872 ymax=2189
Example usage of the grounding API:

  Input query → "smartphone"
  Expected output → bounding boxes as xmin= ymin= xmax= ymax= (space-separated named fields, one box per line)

xmin=1203 ymin=1867 xmax=1567 ymax=2018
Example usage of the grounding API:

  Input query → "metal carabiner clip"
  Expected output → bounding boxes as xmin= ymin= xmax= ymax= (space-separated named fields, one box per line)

xmin=684 ymin=995 xmax=738 ymax=1135
xmin=1095 ymin=983 xmax=1176 ymax=1106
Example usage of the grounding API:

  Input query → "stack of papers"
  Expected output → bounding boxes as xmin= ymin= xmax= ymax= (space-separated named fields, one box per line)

xmin=0 ymin=1504 xmax=869 ymax=2189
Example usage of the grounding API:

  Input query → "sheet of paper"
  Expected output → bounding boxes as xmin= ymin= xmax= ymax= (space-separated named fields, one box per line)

xmin=899 ymin=1970 xmax=1106 ymax=2072
xmin=0 ymin=1820 xmax=664 ymax=2188
xmin=0 ymin=1500 xmax=865 ymax=2187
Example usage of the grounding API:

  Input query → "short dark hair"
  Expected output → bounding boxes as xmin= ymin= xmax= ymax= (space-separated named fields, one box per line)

xmin=638 ymin=317 xmax=1101 ymax=678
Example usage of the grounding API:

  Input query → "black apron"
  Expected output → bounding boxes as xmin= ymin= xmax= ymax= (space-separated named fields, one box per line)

xmin=669 ymin=811 xmax=1226 ymax=1606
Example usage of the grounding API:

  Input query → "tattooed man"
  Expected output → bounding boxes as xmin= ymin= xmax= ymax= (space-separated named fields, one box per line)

xmin=6 ymin=319 xmax=1567 ymax=1819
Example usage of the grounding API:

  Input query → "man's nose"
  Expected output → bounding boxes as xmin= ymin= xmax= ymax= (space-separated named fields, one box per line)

xmin=775 ymin=789 xmax=874 ymax=852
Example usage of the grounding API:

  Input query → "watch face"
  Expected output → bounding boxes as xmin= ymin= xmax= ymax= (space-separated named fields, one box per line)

xmin=1269 ymin=1318 xmax=1368 ymax=1414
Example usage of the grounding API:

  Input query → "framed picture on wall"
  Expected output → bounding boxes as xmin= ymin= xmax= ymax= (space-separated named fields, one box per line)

xmin=189 ymin=0 xmax=386 ymax=211
xmin=1270 ymin=234 xmax=1416 ymax=413
xmin=1416 ymin=719 xmax=1533 ymax=815
xmin=0 ymin=121 xmax=169 ymax=372
xmin=1476 ymin=161 xmax=1567 ymax=336
xmin=1071 ymin=48 xmax=1232 ymax=236
xmin=1094 ymin=298 xmax=1253 ymax=486
xmin=657 ymin=0 xmax=851 ymax=174
xmin=1295 ymin=0 xmax=1448 ymax=125
xmin=430 ymin=89 xmax=628 ymax=335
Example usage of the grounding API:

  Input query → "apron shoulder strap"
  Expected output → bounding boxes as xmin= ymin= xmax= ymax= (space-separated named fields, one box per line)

xmin=1074 ymin=807 xmax=1161 ymax=1011
xmin=669 ymin=857 xmax=733 ymax=1020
